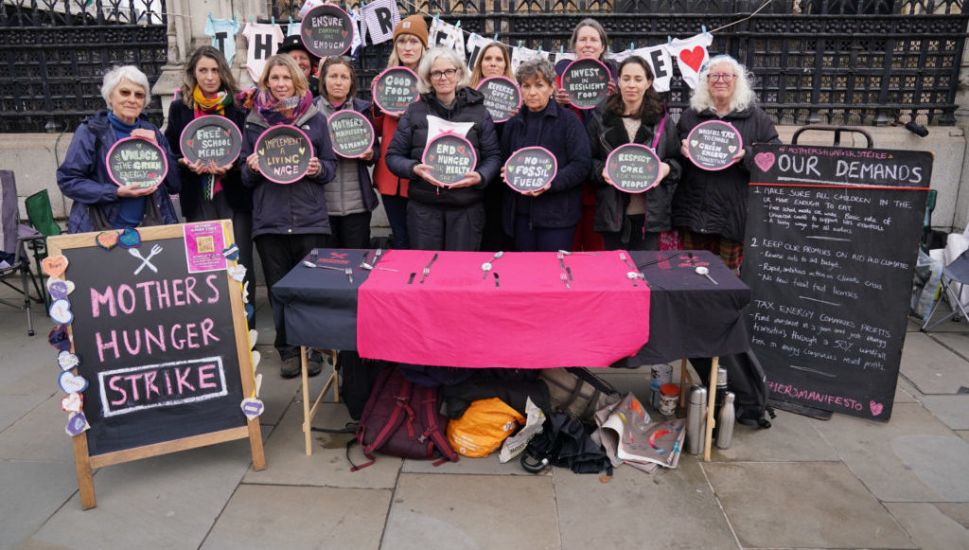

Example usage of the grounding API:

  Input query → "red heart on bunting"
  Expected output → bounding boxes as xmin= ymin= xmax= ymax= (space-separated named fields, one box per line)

xmin=679 ymin=46 xmax=706 ymax=72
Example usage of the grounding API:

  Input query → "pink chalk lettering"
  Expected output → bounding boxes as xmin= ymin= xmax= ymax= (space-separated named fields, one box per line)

xmin=197 ymin=364 xmax=218 ymax=389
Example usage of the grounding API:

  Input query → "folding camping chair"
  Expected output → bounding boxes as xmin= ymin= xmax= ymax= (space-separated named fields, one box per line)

xmin=0 ymin=171 xmax=43 ymax=336
xmin=921 ymin=249 xmax=969 ymax=331
xmin=24 ymin=189 xmax=62 ymax=308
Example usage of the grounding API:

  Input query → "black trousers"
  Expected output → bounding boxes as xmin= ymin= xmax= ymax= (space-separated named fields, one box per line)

xmin=601 ymin=214 xmax=661 ymax=251
xmin=329 ymin=211 xmax=372 ymax=249
xmin=255 ymin=233 xmax=331 ymax=358
xmin=381 ymin=194 xmax=410 ymax=249
xmin=407 ymin=200 xmax=485 ymax=252
xmin=513 ymin=214 xmax=576 ymax=252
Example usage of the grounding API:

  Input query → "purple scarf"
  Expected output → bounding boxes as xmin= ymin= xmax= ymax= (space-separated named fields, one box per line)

xmin=253 ymin=89 xmax=313 ymax=125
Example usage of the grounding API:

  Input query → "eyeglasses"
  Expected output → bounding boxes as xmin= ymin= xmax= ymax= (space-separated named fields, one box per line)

xmin=430 ymin=68 xmax=458 ymax=81
xmin=707 ymin=73 xmax=736 ymax=82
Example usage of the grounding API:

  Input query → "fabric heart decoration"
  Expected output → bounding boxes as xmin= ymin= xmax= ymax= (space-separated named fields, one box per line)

xmin=678 ymin=46 xmax=706 ymax=73
xmin=61 ymin=392 xmax=83 ymax=413
xmin=754 ymin=152 xmax=776 ymax=173
xmin=242 ymin=280 xmax=250 ymax=304
xmin=96 ymin=231 xmax=119 ymax=250
xmin=228 ymin=264 xmax=247 ymax=282
xmin=57 ymin=350 xmax=80 ymax=371
xmin=47 ymin=279 xmax=75 ymax=300
xmin=41 ymin=255 xmax=69 ymax=279
xmin=49 ymin=299 xmax=73 ymax=325
xmin=251 ymin=350 xmax=261 ymax=370
xmin=118 ymin=227 xmax=142 ymax=249
xmin=255 ymin=373 xmax=263 ymax=397
xmin=65 ymin=412 xmax=90 ymax=437
xmin=48 ymin=325 xmax=71 ymax=352
xmin=248 ymin=329 xmax=258 ymax=349
xmin=58 ymin=371 xmax=88 ymax=394
xmin=869 ymin=401 xmax=884 ymax=416
xmin=222 ymin=243 xmax=240 ymax=260
xmin=240 ymin=398 xmax=265 ymax=420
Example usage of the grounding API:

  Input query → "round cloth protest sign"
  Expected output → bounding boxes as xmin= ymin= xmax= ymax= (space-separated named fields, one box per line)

xmin=562 ymin=58 xmax=611 ymax=110
xmin=421 ymin=132 xmax=478 ymax=187
xmin=300 ymin=4 xmax=353 ymax=57
xmin=476 ymin=77 xmax=522 ymax=123
xmin=327 ymin=110 xmax=375 ymax=159
xmin=255 ymin=125 xmax=314 ymax=185
xmin=605 ymin=143 xmax=662 ymax=194
xmin=106 ymin=137 xmax=169 ymax=189
xmin=686 ymin=120 xmax=744 ymax=171
xmin=178 ymin=115 xmax=242 ymax=166
xmin=503 ymin=146 xmax=557 ymax=194
xmin=372 ymin=67 xmax=420 ymax=115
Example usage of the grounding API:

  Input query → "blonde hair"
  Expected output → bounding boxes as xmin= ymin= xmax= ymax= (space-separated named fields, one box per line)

xmin=386 ymin=36 xmax=425 ymax=69
xmin=470 ymin=42 xmax=513 ymax=87
xmin=417 ymin=47 xmax=470 ymax=94
xmin=258 ymin=54 xmax=309 ymax=98
xmin=690 ymin=55 xmax=757 ymax=114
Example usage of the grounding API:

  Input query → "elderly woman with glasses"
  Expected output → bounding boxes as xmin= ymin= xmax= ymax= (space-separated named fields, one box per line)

xmin=385 ymin=47 xmax=501 ymax=251
xmin=672 ymin=54 xmax=779 ymax=271
xmin=57 ymin=65 xmax=180 ymax=233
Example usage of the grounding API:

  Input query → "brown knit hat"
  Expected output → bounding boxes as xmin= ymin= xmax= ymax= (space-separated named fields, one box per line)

xmin=393 ymin=14 xmax=428 ymax=47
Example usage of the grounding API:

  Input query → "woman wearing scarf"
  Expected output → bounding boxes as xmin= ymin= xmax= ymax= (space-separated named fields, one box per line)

xmin=240 ymin=54 xmax=338 ymax=378
xmin=164 ymin=46 xmax=256 ymax=320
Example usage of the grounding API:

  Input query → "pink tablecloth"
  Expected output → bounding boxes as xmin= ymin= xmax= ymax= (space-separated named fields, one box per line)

xmin=356 ymin=250 xmax=650 ymax=368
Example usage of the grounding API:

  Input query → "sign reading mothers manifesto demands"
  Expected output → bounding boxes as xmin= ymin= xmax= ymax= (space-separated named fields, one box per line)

xmin=179 ymin=115 xmax=243 ymax=166
xmin=327 ymin=110 xmax=375 ymax=158
xmin=562 ymin=58 xmax=611 ymax=110
xmin=476 ymin=77 xmax=521 ymax=123
xmin=300 ymin=4 xmax=354 ymax=57
xmin=106 ymin=137 xmax=168 ymax=189
xmin=742 ymin=144 xmax=932 ymax=421
xmin=686 ymin=120 xmax=743 ymax=171
xmin=422 ymin=132 xmax=477 ymax=186
xmin=255 ymin=125 xmax=313 ymax=184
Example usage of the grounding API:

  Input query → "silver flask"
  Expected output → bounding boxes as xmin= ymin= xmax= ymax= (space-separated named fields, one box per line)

xmin=716 ymin=392 xmax=736 ymax=450
xmin=686 ymin=386 xmax=707 ymax=455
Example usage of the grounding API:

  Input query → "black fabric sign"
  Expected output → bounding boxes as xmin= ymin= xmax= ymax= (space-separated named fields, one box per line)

xmin=742 ymin=143 xmax=932 ymax=420
xmin=179 ymin=115 xmax=242 ymax=166
xmin=300 ymin=4 xmax=353 ymax=57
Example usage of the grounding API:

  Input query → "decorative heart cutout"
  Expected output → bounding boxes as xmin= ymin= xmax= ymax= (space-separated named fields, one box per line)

xmin=65 ymin=412 xmax=90 ymax=437
xmin=251 ymin=350 xmax=261 ymax=370
xmin=242 ymin=280 xmax=250 ymax=304
xmin=690 ymin=140 xmax=699 ymax=148
xmin=248 ymin=329 xmax=258 ymax=348
xmin=222 ymin=243 xmax=240 ymax=261
xmin=61 ymin=392 xmax=83 ymax=413
xmin=118 ymin=227 xmax=142 ymax=249
xmin=727 ymin=145 xmax=737 ymax=153
xmin=48 ymin=325 xmax=71 ymax=351
xmin=754 ymin=152 xmax=776 ymax=173
xmin=47 ymin=279 xmax=75 ymax=300
xmin=240 ymin=398 xmax=265 ymax=420
xmin=58 ymin=350 xmax=80 ymax=371
xmin=96 ymin=231 xmax=119 ymax=250
xmin=255 ymin=373 xmax=263 ymax=397
xmin=58 ymin=371 xmax=88 ymax=394
xmin=228 ymin=264 xmax=247 ymax=282
xmin=869 ymin=400 xmax=884 ymax=416
xmin=49 ymin=299 xmax=73 ymax=325
xmin=679 ymin=46 xmax=706 ymax=72
xmin=41 ymin=255 xmax=69 ymax=279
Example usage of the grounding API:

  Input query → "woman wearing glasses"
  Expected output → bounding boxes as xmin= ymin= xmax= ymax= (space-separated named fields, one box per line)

xmin=672 ymin=55 xmax=779 ymax=271
xmin=385 ymin=47 xmax=502 ymax=251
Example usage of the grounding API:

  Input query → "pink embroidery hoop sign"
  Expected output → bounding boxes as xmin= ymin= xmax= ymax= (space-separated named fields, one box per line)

xmin=254 ymin=125 xmax=315 ymax=185
xmin=105 ymin=137 xmax=169 ymax=189
xmin=300 ymin=4 xmax=353 ymax=57
xmin=605 ymin=143 xmax=662 ymax=194
xmin=503 ymin=146 xmax=558 ymax=194
xmin=372 ymin=66 xmax=420 ymax=116
xmin=686 ymin=120 xmax=744 ymax=171
xmin=562 ymin=57 xmax=612 ymax=110
xmin=327 ymin=110 xmax=375 ymax=159
xmin=476 ymin=76 xmax=522 ymax=123
xmin=421 ymin=131 xmax=478 ymax=187
xmin=178 ymin=115 xmax=243 ymax=166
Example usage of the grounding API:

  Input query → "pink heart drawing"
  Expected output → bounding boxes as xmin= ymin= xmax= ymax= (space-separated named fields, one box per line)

xmin=457 ymin=145 xmax=466 ymax=155
xmin=341 ymin=30 xmax=349 ymax=38
xmin=754 ymin=152 xmax=775 ymax=173
xmin=679 ymin=46 xmax=706 ymax=72
xmin=869 ymin=401 xmax=884 ymax=416
xmin=428 ymin=154 xmax=436 ymax=162
xmin=186 ymin=139 xmax=194 ymax=148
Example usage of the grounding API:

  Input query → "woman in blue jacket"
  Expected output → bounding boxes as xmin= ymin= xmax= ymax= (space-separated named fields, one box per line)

xmin=57 ymin=65 xmax=180 ymax=233
xmin=240 ymin=54 xmax=337 ymax=378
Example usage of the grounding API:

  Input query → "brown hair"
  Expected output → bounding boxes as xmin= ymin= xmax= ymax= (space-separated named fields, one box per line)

xmin=182 ymin=46 xmax=238 ymax=110
xmin=318 ymin=56 xmax=359 ymax=101
xmin=606 ymin=56 xmax=663 ymax=125
xmin=570 ymin=18 xmax=609 ymax=61
xmin=470 ymin=42 xmax=513 ymax=87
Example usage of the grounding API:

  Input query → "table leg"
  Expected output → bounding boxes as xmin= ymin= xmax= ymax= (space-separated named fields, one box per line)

xmin=678 ymin=358 xmax=690 ymax=409
xmin=331 ymin=350 xmax=340 ymax=403
xmin=703 ymin=357 xmax=719 ymax=462
xmin=301 ymin=346 xmax=312 ymax=456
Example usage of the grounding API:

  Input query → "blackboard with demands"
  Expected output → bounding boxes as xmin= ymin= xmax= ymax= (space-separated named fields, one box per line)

xmin=48 ymin=223 xmax=264 ymax=509
xmin=742 ymin=143 xmax=932 ymax=421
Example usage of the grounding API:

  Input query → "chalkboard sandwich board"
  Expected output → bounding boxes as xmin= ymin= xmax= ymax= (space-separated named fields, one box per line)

xmin=327 ymin=110 xmax=375 ymax=159
xmin=372 ymin=67 xmax=420 ymax=116
xmin=686 ymin=120 xmax=743 ymax=171
xmin=421 ymin=132 xmax=478 ymax=187
xmin=476 ymin=76 xmax=522 ymax=123
xmin=605 ymin=143 xmax=662 ymax=193
xmin=106 ymin=137 xmax=169 ymax=189
xmin=47 ymin=222 xmax=265 ymax=509
xmin=300 ymin=4 xmax=354 ymax=57
xmin=562 ymin=58 xmax=611 ymax=110
xmin=255 ymin=125 xmax=314 ymax=184
xmin=742 ymin=143 xmax=933 ymax=421
xmin=503 ymin=146 xmax=557 ymax=194
xmin=178 ymin=115 xmax=243 ymax=166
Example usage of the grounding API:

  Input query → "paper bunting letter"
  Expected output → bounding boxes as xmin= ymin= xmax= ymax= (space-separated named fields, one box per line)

xmin=363 ymin=0 xmax=400 ymax=45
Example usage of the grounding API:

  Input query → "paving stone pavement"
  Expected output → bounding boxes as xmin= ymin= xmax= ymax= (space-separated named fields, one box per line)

xmin=1 ymin=286 xmax=968 ymax=550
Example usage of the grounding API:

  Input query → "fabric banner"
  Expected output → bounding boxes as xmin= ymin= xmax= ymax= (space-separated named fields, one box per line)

xmin=349 ymin=7 xmax=365 ymax=55
xmin=204 ymin=14 xmax=240 ymax=63
xmin=465 ymin=33 xmax=492 ymax=72
xmin=607 ymin=44 xmax=674 ymax=92
xmin=511 ymin=46 xmax=546 ymax=74
xmin=243 ymin=23 xmax=284 ymax=81
xmin=362 ymin=0 xmax=400 ymax=45
xmin=668 ymin=32 xmax=713 ymax=89
xmin=429 ymin=18 xmax=465 ymax=56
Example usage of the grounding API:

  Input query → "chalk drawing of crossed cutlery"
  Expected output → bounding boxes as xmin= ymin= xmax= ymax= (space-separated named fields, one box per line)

xmin=130 ymin=244 xmax=163 ymax=275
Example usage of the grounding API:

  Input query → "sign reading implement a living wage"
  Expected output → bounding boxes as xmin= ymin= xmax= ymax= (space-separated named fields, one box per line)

xmin=503 ymin=146 xmax=557 ymax=194
xmin=300 ymin=4 xmax=354 ymax=57
xmin=106 ymin=137 xmax=169 ymax=189
xmin=605 ymin=143 xmax=662 ymax=193
xmin=255 ymin=125 xmax=314 ymax=185
xmin=178 ymin=115 xmax=243 ymax=166
xmin=327 ymin=110 xmax=375 ymax=159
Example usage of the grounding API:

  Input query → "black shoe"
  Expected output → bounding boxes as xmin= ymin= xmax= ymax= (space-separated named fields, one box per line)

xmin=280 ymin=355 xmax=301 ymax=378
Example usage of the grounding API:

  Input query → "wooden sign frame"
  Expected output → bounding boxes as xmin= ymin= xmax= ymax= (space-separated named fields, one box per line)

xmin=47 ymin=223 xmax=265 ymax=510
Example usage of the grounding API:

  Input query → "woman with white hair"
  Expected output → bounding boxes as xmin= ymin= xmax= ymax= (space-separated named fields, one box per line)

xmin=386 ymin=47 xmax=502 ymax=251
xmin=672 ymin=55 xmax=779 ymax=271
xmin=57 ymin=65 xmax=180 ymax=233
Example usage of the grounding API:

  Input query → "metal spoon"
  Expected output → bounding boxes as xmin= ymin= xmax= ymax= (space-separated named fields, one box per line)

xmin=302 ymin=260 xmax=344 ymax=272
xmin=696 ymin=265 xmax=718 ymax=285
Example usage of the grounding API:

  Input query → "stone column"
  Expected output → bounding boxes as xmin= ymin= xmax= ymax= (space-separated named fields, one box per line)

xmin=951 ymin=19 xmax=969 ymax=232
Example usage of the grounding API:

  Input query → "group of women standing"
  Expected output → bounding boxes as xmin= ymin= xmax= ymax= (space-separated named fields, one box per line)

xmin=56 ymin=14 xmax=778 ymax=377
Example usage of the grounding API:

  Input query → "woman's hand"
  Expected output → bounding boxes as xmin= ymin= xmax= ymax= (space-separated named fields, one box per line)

xmin=306 ymin=157 xmax=322 ymax=177
xmin=732 ymin=148 xmax=746 ymax=161
xmin=554 ymin=87 xmax=570 ymax=106
xmin=359 ymin=148 xmax=374 ymax=161
xmin=117 ymin=182 xmax=159 ymax=198
xmin=412 ymin=164 xmax=444 ymax=187
xmin=601 ymin=168 xmax=614 ymax=187
xmin=210 ymin=162 xmax=233 ymax=176
xmin=179 ymin=157 xmax=208 ymax=175
xmin=680 ymin=139 xmax=691 ymax=159
xmin=246 ymin=152 xmax=261 ymax=173
xmin=607 ymin=79 xmax=618 ymax=96
xmin=525 ymin=183 xmax=550 ymax=197
xmin=130 ymin=128 xmax=157 ymax=144
xmin=449 ymin=171 xmax=482 ymax=189
xmin=659 ymin=161 xmax=671 ymax=181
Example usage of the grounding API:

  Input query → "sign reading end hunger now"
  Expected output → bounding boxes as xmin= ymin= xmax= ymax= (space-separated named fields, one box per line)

xmin=742 ymin=143 xmax=932 ymax=421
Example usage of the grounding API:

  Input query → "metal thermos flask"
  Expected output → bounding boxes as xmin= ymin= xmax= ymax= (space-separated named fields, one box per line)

xmin=686 ymin=386 xmax=707 ymax=455
xmin=716 ymin=392 xmax=736 ymax=450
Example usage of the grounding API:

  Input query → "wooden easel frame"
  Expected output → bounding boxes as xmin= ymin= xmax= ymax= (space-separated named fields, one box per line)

xmin=48 ymin=222 xmax=266 ymax=510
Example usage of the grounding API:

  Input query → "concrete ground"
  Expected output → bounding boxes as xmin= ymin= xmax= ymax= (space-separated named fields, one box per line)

xmin=1 ymin=282 xmax=968 ymax=550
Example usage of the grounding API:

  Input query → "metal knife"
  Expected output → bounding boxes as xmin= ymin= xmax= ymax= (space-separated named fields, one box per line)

xmin=419 ymin=253 xmax=439 ymax=284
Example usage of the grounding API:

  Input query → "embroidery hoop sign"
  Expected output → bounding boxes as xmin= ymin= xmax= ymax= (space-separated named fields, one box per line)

xmin=300 ymin=4 xmax=354 ymax=57
xmin=503 ymin=146 xmax=558 ymax=194
xmin=372 ymin=67 xmax=420 ymax=115
xmin=255 ymin=125 xmax=314 ymax=185
xmin=178 ymin=115 xmax=243 ymax=166
xmin=605 ymin=143 xmax=663 ymax=194
xmin=562 ymin=58 xmax=611 ymax=110
xmin=106 ymin=137 xmax=169 ymax=189
xmin=686 ymin=120 xmax=744 ymax=171
xmin=421 ymin=132 xmax=478 ymax=187
xmin=327 ymin=110 xmax=375 ymax=159
xmin=476 ymin=76 xmax=522 ymax=123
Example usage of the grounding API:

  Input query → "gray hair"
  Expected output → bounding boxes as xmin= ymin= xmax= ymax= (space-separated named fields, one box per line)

xmin=417 ymin=47 xmax=469 ymax=94
xmin=515 ymin=58 xmax=556 ymax=87
xmin=100 ymin=65 xmax=151 ymax=107
xmin=690 ymin=55 xmax=756 ymax=114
